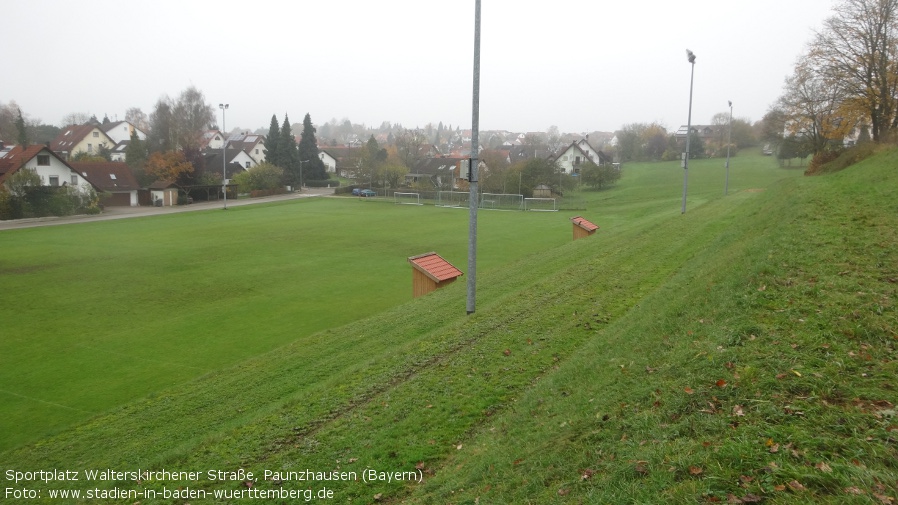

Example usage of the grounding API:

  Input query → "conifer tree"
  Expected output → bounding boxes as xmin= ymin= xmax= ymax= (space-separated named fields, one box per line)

xmin=125 ymin=129 xmax=148 ymax=168
xmin=264 ymin=114 xmax=280 ymax=167
xmin=278 ymin=114 xmax=299 ymax=185
xmin=298 ymin=113 xmax=328 ymax=180
xmin=15 ymin=108 xmax=28 ymax=146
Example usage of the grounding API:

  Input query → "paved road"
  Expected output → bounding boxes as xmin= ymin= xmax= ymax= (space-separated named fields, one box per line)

xmin=0 ymin=187 xmax=336 ymax=231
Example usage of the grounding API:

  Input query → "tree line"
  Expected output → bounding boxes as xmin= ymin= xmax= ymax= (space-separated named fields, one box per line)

xmin=765 ymin=0 xmax=898 ymax=163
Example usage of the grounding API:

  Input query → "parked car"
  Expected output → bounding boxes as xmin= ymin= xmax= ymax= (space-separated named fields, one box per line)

xmin=359 ymin=189 xmax=376 ymax=197
xmin=352 ymin=188 xmax=362 ymax=196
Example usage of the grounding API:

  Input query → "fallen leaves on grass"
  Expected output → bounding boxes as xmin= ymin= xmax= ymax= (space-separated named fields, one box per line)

xmin=689 ymin=466 xmax=703 ymax=476
xmin=815 ymin=461 xmax=832 ymax=473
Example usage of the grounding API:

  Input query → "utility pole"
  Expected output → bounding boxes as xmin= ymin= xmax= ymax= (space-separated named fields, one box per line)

xmin=466 ymin=0 xmax=481 ymax=315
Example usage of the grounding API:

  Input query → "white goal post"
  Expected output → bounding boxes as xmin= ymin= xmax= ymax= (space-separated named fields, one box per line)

xmin=436 ymin=191 xmax=470 ymax=208
xmin=480 ymin=193 xmax=524 ymax=211
xmin=393 ymin=192 xmax=422 ymax=205
xmin=524 ymin=197 xmax=558 ymax=211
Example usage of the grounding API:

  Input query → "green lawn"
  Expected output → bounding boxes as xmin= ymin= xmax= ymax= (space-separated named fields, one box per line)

xmin=8 ymin=149 xmax=889 ymax=505
xmin=0 ymin=197 xmax=571 ymax=450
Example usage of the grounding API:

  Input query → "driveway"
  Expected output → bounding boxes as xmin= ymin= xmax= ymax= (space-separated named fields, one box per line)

xmin=0 ymin=187 xmax=335 ymax=231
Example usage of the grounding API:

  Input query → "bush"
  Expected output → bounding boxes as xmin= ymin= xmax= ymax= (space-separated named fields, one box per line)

xmin=805 ymin=143 xmax=881 ymax=175
xmin=232 ymin=163 xmax=284 ymax=192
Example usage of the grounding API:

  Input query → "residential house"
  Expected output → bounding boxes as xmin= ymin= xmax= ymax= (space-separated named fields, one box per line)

xmin=204 ymin=148 xmax=253 ymax=175
xmin=226 ymin=133 xmax=267 ymax=165
xmin=50 ymin=124 xmax=116 ymax=160
xmin=321 ymin=146 xmax=363 ymax=177
xmin=408 ymin=156 xmax=486 ymax=189
xmin=109 ymin=141 xmax=130 ymax=162
xmin=318 ymin=150 xmax=337 ymax=174
xmin=70 ymin=161 xmax=140 ymax=206
xmin=675 ymin=124 xmax=722 ymax=142
xmin=201 ymin=130 xmax=226 ymax=150
xmin=550 ymin=139 xmax=613 ymax=175
xmin=0 ymin=145 xmax=95 ymax=192
xmin=101 ymin=121 xmax=147 ymax=144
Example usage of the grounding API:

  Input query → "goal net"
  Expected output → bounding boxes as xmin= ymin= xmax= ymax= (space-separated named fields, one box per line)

xmin=524 ymin=197 xmax=557 ymax=212
xmin=437 ymin=191 xmax=470 ymax=208
xmin=480 ymin=193 xmax=524 ymax=211
xmin=393 ymin=192 xmax=422 ymax=205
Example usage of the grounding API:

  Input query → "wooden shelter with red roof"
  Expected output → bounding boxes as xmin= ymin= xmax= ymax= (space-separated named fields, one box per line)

xmin=407 ymin=252 xmax=464 ymax=298
xmin=570 ymin=216 xmax=599 ymax=240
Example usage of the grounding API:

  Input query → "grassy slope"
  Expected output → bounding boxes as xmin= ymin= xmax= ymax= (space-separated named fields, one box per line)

xmin=402 ymin=153 xmax=898 ymax=503
xmin=1 ymin=151 xmax=894 ymax=503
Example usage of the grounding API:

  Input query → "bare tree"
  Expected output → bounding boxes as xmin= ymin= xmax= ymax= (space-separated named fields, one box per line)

xmin=125 ymin=107 xmax=150 ymax=132
xmin=61 ymin=112 xmax=91 ymax=127
xmin=810 ymin=0 xmax=898 ymax=141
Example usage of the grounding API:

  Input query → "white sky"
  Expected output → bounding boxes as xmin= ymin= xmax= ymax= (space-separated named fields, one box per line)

xmin=4 ymin=0 xmax=836 ymax=135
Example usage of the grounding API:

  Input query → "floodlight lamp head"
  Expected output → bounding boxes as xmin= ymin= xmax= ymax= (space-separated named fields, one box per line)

xmin=686 ymin=49 xmax=696 ymax=64
xmin=729 ymin=100 xmax=732 ymax=107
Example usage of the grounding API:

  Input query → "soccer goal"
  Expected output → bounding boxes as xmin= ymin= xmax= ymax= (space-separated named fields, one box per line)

xmin=524 ymin=197 xmax=558 ymax=212
xmin=394 ymin=192 xmax=422 ymax=205
xmin=480 ymin=193 xmax=524 ymax=211
xmin=437 ymin=191 xmax=470 ymax=208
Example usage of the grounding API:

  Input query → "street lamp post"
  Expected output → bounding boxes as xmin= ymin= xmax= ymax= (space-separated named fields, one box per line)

xmin=467 ymin=0 xmax=481 ymax=315
xmin=299 ymin=159 xmax=308 ymax=192
xmin=725 ymin=100 xmax=733 ymax=195
xmin=219 ymin=103 xmax=229 ymax=210
xmin=682 ymin=49 xmax=696 ymax=215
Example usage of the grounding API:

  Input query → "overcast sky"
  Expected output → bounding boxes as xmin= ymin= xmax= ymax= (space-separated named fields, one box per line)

xmin=5 ymin=0 xmax=836 ymax=135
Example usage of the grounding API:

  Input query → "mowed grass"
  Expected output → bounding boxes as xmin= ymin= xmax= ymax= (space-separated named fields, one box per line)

xmin=10 ymin=149 xmax=887 ymax=505
xmin=0 ymin=152 xmax=783 ymax=452
xmin=0 ymin=197 xmax=571 ymax=450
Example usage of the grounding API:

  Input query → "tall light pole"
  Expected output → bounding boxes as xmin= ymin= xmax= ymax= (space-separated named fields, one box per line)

xmin=219 ymin=103 xmax=229 ymax=210
xmin=682 ymin=49 xmax=696 ymax=215
xmin=467 ymin=0 xmax=481 ymax=315
xmin=725 ymin=100 xmax=732 ymax=195
xmin=299 ymin=159 xmax=308 ymax=191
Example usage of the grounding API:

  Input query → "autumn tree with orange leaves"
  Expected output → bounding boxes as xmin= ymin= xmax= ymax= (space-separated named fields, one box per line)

xmin=795 ymin=0 xmax=898 ymax=143
xmin=144 ymin=150 xmax=194 ymax=197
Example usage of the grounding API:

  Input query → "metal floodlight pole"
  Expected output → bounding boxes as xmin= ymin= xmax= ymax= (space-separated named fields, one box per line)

xmin=299 ymin=159 xmax=307 ymax=191
xmin=219 ymin=103 xmax=229 ymax=210
xmin=682 ymin=50 xmax=696 ymax=215
xmin=725 ymin=100 xmax=732 ymax=195
xmin=467 ymin=0 xmax=481 ymax=315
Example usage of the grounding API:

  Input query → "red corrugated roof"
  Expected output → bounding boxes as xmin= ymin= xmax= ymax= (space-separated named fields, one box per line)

xmin=408 ymin=252 xmax=464 ymax=283
xmin=570 ymin=216 xmax=599 ymax=232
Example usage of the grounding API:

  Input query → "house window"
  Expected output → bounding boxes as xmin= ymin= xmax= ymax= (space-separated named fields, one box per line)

xmin=92 ymin=131 xmax=99 ymax=138
xmin=245 ymin=162 xmax=251 ymax=168
xmin=88 ymin=144 xmax=93 ymax=153
xmin=37 ymin=154 xmax=50 ymax=166
xmin=49 ymin=176 xmax=59 ymax=186
xmin=574 ymin=156 xmax=581 ymax=165
xmin=255 ymin=149 xmax=259 ymax=154
xmin=71 ymin=175 xmax=78 ymax=185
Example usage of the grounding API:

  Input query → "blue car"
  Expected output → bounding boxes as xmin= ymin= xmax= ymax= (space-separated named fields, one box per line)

xmin=359 ymin=189 xmax=376 ymax=197
xmin=351 ymin=188 xmax=362 ymax=196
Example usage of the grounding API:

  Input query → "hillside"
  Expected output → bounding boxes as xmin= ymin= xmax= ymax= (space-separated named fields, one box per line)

xmin=1 ymin=151 xmax=895 ymax=504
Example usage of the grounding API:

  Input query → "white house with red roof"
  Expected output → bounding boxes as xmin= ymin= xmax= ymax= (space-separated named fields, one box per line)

xmin=551 ymin=139 xmax=613 ymax=175
xmin=0 ymin=145 xmax=94 ymax=191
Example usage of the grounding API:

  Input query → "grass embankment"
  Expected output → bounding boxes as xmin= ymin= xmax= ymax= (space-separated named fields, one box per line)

xmin=2 ymin=150 xmax=894 ymax=503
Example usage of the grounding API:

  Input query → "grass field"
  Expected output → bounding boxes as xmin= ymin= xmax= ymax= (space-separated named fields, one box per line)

xmin=3 ymin=149 xmax=894 ymax=503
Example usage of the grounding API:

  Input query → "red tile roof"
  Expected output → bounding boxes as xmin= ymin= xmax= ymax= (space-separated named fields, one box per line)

xmin=70 ymin=161 xmax=140 ymax=191
xmin=408 ymin=252 xmax=464 ymax=283
xmin=0 ymin=145 xmax=68 ymax=185
xmin=570 ymin=216 xmax=599 ymax=232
